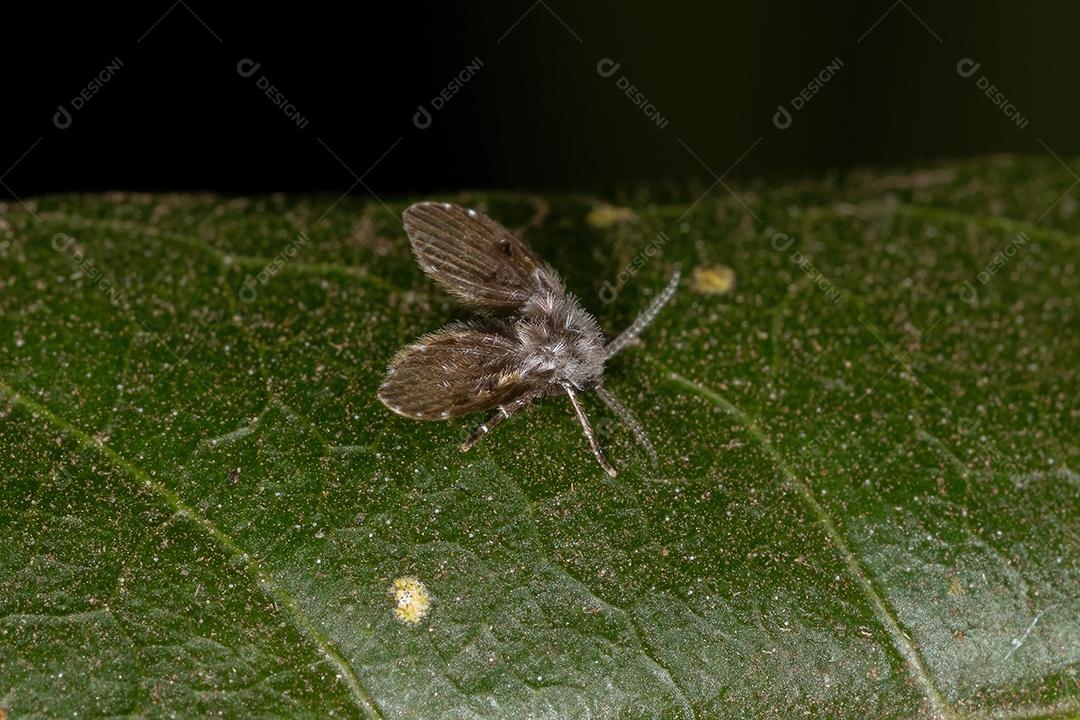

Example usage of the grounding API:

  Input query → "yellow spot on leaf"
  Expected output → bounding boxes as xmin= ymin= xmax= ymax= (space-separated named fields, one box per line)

xmin=586 ymin=204 xmax=637 ymax=228
xmin=388 ymin=576 xmax=431 ymax=625
xmin=691 ymin=265 xmax=736 ymax=295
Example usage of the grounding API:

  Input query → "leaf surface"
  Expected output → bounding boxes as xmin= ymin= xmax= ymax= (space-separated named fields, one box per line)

xmin=1 ymin=156 xmax=1078 ymax=718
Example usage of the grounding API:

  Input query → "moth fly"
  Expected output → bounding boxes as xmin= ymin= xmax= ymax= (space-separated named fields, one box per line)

xmin=378 ymin=202 xmax=679 ymax=477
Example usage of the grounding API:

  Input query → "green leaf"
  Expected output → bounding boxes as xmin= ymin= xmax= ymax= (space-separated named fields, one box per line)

xmin=1 ymin=155 xmax=1078 ymax=719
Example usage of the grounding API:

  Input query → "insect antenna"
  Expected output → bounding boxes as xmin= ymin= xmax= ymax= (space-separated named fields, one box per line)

xmin=562 ymin=382 xmax=617 ymax=478
xmin=594 ymin=385 xmax=658 ymax=466
xmin=604 ymin=268 xmax=681 ymax=359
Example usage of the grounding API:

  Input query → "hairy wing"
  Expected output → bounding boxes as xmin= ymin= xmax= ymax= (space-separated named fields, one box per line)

xmin=378 ymin=324 xmax=537 ymax=420
xmin=403 ymin=202 xmax=561 ymax=311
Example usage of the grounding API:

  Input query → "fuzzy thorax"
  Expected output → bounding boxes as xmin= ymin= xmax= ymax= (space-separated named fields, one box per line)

xmin=514 ymin=290 xmax=607 ymax=391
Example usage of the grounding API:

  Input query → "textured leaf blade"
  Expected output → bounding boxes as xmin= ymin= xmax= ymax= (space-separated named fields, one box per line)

xmin=1 ymin=156 xmax=1078 ymax=718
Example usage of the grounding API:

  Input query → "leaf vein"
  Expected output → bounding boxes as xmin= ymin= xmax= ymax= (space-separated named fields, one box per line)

xmin=488 ymin=455 xmax=698 ymax=720
xmin=0 ymin=379 xmax=385 ymax=720
xmin=665 ymin=368 xmax=955 ymax=720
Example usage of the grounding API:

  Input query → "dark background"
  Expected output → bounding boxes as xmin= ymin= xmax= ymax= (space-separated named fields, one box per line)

xmin=4 ymin=1 xmax=1079 ymax=199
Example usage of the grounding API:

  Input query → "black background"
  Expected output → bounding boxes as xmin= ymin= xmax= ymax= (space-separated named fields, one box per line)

xmin=4 ymin=1 xmax=1079 ymax=199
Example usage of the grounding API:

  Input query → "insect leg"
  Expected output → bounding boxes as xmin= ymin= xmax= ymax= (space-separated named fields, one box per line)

xmin=460 ymin=400 xmax=524 ymax=452
xmin=605 ymin=268 xmax=681 ymax=359
xmin=562 ymin=382 xmax=617 ymax=478
xmin=595 ymin=385 xmax=658 ymax=466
